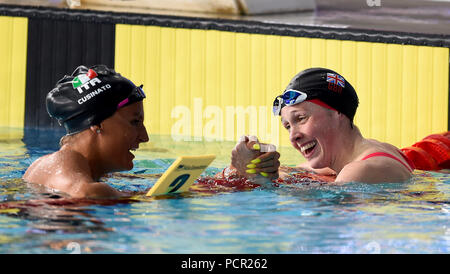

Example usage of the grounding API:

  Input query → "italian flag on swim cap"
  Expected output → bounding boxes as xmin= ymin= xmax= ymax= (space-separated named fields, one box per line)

xmin=72 ymin=69 xmax=98 ymax=88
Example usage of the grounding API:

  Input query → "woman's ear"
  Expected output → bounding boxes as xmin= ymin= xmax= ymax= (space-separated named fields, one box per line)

xmin=337 ymin=112 xmax=346 ymax=120
xmin=330 ymin=111 xmax=343 ymax=120
xmin=90 ymin=125 xmax=101 ymax=134
xmin=336 ymin=112 xmax=353 ymax=129
xmin=335 ymin=111 xmax=348 ymax=125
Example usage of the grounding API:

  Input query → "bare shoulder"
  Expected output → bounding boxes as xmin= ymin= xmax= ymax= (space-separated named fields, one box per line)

xmin=23 ymin=149 xmax=89 ymax=190
xmin=336 ymin=158 xmax=411 ymax=183
xmin=23 ymin=149 xmax=124 ymax=199
xmin=24 ymin=150 xmax=87 ymax=181
xmin=23 ymin=152 xmax=59 ymax=182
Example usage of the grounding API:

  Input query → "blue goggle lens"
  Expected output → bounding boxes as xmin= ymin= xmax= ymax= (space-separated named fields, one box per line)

xmin=272 ymin=90 xmax=307 ymax=116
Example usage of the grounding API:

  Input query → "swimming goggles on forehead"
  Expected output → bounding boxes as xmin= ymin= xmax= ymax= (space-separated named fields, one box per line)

xmin=272 ymin=89 xmax=308 ymax=116
xmin=117 ymin=85 xmax=146 ymax=109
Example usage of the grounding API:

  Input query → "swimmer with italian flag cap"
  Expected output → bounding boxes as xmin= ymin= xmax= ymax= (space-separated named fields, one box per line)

xmin=222 ymin=68 xmax=414 ymax=184
xmin=23 ymin=65 xmax=149 ymax=198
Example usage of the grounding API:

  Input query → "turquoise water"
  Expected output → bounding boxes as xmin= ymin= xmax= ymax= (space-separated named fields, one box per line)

xmin=0 ymin=127 xmax=449 ymax=253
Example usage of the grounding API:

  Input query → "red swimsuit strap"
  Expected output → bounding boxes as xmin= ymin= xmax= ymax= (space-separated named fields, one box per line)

xmin=397 ymin=150 xmax=416 ymax=171
xmin=361 ymin=151 xmax=415 ymax=172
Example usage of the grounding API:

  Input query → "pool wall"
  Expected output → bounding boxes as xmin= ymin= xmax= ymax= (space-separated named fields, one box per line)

xmin=0 ymin=4 xmax=449 ymax=148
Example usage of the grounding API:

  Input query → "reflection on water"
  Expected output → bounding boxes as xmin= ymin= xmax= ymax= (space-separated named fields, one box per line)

xmin=0 ymin=127 xmax=449 ymax=253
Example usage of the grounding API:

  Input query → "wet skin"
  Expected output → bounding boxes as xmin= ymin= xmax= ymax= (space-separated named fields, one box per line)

xmin=230 ymin=101 xmax=412 ymax=184
xmin=23 ymin=102 xmax=149 ymax=198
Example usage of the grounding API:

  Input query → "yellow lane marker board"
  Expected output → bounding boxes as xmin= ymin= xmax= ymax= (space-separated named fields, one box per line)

xmin=146 ymin=155 xmax=216 ymax=196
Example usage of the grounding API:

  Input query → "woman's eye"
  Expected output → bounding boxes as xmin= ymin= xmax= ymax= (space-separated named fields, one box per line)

xmin=131 ymin=119 xmax=141 ymax=126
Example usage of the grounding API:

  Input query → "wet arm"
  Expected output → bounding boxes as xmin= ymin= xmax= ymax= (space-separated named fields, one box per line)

xmin=74 ymin=181 xmax=129 ymax=199
xmin=296 ymin=162 xmax=336 ymax=176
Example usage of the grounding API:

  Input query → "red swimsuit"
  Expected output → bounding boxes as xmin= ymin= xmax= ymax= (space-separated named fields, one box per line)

xmin=361 ymin=151 xmax=415 ymax=172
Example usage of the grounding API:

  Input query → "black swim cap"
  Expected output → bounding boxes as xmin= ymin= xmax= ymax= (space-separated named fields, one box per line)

xmin=274 ymin=68 xmax=359 ymax=122
xmin=46 ymin=65 xmax=146 ymax=135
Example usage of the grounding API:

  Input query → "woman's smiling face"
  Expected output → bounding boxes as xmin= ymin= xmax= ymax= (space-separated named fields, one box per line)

xmin=97 ymin=101 xmax=149 ymax=172
xmin=281 ymin=101 xmax=340 ymax=169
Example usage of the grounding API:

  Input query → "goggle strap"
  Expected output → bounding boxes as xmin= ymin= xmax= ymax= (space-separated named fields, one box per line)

xmin=117 ymin=85 xmax=146 ymax=109
xmin=117 ymin=98 xmax=130 ymax=109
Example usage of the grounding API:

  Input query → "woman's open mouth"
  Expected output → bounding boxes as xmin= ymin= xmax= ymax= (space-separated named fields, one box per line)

xmin=128 ymin=148 xmax=137 ymax=158
xmin=300 ymin=140 xmax=317 ymax=158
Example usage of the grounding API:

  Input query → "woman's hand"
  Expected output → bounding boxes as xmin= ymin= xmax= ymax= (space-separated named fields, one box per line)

xmin=230 ymin=136 xmax=280 ymax=180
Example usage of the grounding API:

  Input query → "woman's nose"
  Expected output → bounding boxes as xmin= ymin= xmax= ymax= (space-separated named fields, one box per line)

xmin=289 ymin=126 xmax=303 ymax=144
xmin=140 ymin=125 xmax=149 ymax=143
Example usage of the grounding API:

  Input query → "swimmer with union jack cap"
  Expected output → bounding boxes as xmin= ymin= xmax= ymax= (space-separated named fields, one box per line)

xmin=223 ymin=68 xmax=414 ymax=184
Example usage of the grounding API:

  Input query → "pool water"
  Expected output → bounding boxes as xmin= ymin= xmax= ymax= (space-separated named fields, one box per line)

xmin=0 ymin=127 xmax=449 ymax=254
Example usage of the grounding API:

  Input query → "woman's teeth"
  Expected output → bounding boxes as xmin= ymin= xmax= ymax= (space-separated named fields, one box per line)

xmin=300 ymin=141 xmax=317 ymax=153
